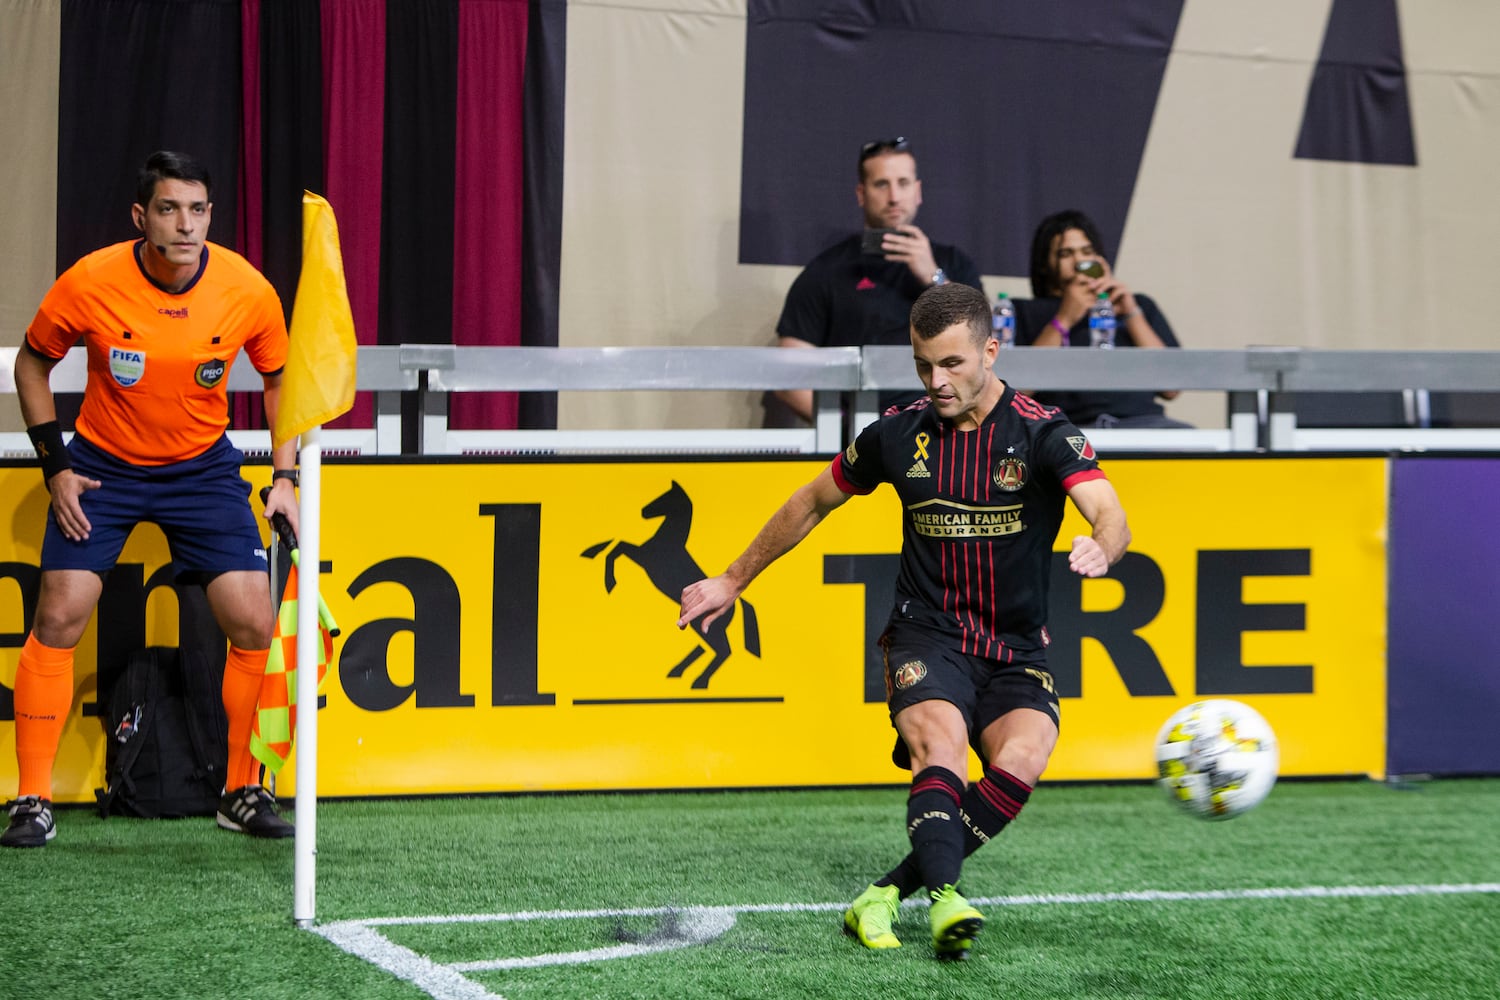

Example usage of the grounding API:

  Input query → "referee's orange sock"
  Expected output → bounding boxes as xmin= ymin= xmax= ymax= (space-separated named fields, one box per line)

xmin=222 ymin=646 xmax=269 ymax=792
xmin=14 ymin=634 xmax=76 ymax=800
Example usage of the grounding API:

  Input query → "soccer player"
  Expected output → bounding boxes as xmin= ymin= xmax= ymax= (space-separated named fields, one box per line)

xmin=3 ymin=151 xmax=300 ymax=847
xmin=678 ymin=281 xmax=1130 ymax=958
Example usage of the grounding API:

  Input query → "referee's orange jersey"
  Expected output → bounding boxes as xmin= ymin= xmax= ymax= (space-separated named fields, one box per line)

xmin=26 ymin=240 xmax=288 ymax=466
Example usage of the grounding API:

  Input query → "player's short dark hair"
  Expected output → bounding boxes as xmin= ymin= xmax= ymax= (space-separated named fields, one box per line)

xmin=910 ymin=282 xmax=991 ymax=347
xmin=136 ymin=150 xmax=212 ymax=207
xmin=1029 ymin=209 xmax=1109 ymax=297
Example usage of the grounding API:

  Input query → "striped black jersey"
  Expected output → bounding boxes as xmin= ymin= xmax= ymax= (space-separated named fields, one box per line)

xmin=831 ymin=382 xmax=1107 ymax=660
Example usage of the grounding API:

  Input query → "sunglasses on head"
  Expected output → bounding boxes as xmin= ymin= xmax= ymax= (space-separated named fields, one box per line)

xmin=859 ymin=136 xmax=910 ymax=162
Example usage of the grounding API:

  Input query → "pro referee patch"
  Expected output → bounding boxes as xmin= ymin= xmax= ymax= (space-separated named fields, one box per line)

xmin=195 ymin=358 xmax=228 ymax=388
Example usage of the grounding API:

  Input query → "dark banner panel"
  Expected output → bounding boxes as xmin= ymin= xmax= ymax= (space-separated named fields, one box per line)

xmin=1387 ymin=457 xmax=1500 ymax=775
xmin=1294 ymin=0 xmax=1416 ymax=166
xmin=740 ymin=1 xmax=1183 ymax=276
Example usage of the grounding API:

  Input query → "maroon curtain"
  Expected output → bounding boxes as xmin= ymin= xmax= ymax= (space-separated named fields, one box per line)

xmin=321 ymin=0 xmax=386 ymax=432
xmin=49 ymin=0 xmax=559 ymax=438
xmin=451 ymin=0 xmax=529 ymax=430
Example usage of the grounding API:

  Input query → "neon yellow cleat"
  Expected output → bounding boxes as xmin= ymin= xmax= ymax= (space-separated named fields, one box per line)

xmin=842 ymin=883 xmax=902 ymax=950
xmin=929 ymin=884 xmax=984 ymax=959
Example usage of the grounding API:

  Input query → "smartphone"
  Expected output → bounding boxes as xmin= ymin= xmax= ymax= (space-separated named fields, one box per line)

xmin=861 ymin=228 xmax=902 ymax=256
xmin=1076 ymin=258 xmax=1105 ymax=280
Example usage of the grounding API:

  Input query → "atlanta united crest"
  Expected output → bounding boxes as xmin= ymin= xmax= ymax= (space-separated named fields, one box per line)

xmin=893 ymin=660 xmax=927 ymax=690
xmin=992 ymin=456 xmax=1027 ymax=491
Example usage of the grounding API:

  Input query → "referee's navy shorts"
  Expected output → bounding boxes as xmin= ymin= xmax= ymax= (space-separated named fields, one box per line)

xmin=41 ymin=434 xmax=269 ymax=583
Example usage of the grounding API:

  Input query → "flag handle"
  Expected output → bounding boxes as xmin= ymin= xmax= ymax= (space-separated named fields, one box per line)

xmin=260 ymin=486 xmax=341 ymax=636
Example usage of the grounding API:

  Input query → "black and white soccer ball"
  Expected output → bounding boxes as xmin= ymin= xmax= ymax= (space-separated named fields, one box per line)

xmin=1155 ymin=699 xmax=1278 ymax=820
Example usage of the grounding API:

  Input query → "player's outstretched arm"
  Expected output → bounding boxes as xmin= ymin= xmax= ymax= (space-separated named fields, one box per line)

xmin=1065 ymin=477 xmax=1130 ymax=578
xmin=679 ymin=465 xmax=849 ymax=631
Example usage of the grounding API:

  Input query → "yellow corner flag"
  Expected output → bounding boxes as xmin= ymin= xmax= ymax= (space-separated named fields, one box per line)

xmin=272 ymin=191 xmax=359 ymax=450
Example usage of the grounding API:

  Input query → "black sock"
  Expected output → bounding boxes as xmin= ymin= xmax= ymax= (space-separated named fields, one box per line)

xmin=901 ymin=766 xmax=966 ymax=896
xmin=878 ymin=766 xmax=1033 ymax=897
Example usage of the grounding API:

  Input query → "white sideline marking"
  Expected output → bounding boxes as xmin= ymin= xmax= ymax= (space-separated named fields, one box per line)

xmin=311 ymin=882 xmax=1500 ymax=1000
xmin=314 ymin=920 xmax=503 ymax=1000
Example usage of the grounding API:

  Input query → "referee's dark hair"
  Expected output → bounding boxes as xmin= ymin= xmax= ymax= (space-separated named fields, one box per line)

xmin=910 ymin=281 xmax=991 ymax=348
xmin=136 ymin=150 xmax=213 ymax=207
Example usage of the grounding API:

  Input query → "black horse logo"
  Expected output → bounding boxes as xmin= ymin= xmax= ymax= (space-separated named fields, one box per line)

xmin=582 ymin=481 xmax=760 ymax=689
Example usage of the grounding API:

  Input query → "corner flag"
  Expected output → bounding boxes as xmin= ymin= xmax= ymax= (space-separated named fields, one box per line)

xmin=272 ymin=192 xmax=358 ymax=450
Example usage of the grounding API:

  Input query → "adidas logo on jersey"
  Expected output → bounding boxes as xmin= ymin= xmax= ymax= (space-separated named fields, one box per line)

xmin=906 ymin=459 xmax=931 ymax=479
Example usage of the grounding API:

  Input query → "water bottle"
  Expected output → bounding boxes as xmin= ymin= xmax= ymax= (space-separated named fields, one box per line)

xmin=991 ymin=292 xmax=1016 ymax=349
xmin=1088 ymin=292 xmax=1116 ymax=349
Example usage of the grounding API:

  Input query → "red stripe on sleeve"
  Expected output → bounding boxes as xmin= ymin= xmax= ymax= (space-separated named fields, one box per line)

xmin=829 ymin=455 xmax=874 ymax=495
xmin=1062 ymin=468 xmax=1108 ymax=491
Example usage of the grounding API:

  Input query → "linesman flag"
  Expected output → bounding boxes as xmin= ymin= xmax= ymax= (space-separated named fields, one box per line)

xmin=272 ymin=191 xmax=358 ymax=449
xmin=249 ymin=562 xmax=336 ymax=774
xmin=250 ymin=497 xmax=341 ymax=775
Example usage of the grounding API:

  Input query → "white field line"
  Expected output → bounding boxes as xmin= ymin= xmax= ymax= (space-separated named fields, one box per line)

xmin=310 ymin=882 xmax=1500 ymax=1000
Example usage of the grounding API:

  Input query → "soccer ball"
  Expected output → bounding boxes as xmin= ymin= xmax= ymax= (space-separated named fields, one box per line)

xmin=1154 ymin=699 xmax=1278 ymax=820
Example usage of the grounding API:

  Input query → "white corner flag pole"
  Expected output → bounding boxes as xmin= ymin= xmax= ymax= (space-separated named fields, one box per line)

xmin=293 ymin=426 xmax=323 ymax=927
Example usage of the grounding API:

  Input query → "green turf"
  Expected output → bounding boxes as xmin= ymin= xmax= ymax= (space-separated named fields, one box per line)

xmin=2 ymin=779 xmax=1497 ymax=999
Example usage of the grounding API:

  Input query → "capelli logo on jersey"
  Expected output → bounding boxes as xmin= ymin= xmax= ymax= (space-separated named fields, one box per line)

xmin=157 ymin=306 xmax=189 ymax=319
xmin=195 ymin=358 xmax=227 ymax=388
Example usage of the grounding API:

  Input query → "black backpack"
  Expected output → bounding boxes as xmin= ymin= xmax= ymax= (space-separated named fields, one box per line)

xmin=95 ymin=645 xmax=228 ymax=818
xmin=94 ymin=617 xmax=229 ymax=818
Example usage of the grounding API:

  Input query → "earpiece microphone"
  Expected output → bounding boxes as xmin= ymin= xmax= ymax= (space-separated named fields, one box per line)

xmin=155 ymin=244 xmax=168 ymax=255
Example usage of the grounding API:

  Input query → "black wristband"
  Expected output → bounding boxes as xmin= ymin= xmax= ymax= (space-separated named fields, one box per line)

xmin=272 ymin=468 xmax=299 ymax=488
xmin=26 ymin=421 xmax=71 ymax=481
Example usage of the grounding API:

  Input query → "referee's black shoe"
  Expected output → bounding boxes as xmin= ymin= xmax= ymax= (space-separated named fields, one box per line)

xmin=1 ymin=796 xmax=56 ymax=848
xmin=217 ymin=784 xmax=294 ymax=838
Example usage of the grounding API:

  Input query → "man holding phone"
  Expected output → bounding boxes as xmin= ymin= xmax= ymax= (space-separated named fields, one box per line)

xmin=1013 ymin=209 xmax=1192 ymax=428
xmin=766 ymin=137 xmax=981 ymax=425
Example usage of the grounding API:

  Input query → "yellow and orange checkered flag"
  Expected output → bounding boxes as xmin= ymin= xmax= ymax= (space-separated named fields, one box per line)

xmin=249 ymin=562 xmax=335 ymax=775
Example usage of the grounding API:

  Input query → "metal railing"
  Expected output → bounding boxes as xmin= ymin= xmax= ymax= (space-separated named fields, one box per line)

xmin=3 ymin=344 xmax=1498 ymax=457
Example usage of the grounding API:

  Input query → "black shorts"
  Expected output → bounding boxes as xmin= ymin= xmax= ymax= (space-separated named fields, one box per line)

xmin=881 ymin=621 xmax=1060 ymax=770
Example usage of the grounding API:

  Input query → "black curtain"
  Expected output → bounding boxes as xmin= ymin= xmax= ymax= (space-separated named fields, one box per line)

xmin=519 ymin=0 xmax=568 ymax=429
xmin=258 ymin=0 xmax=326 ymax=319
xmin=56 ymin=0 xmax=242 ymax=273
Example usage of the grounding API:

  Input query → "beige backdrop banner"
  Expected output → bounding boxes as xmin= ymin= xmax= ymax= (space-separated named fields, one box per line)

xmin=0 ymin=0 xmax=60 ymax=434
xmin=558 ymin=1 xmax=1500 ymax=432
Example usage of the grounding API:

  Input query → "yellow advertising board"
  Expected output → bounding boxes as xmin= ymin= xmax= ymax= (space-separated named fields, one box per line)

xmin=0 ymin=457 xmax=1387 ymax=803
